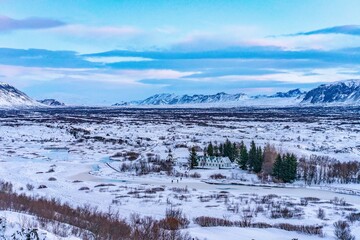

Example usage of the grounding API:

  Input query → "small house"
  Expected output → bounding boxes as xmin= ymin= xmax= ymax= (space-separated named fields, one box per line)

xmin=197 ymin=156 xmax=232 ymax=169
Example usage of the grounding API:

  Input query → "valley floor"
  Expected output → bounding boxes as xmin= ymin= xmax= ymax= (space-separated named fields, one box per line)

xmin=0 ymin=107 xmax=359 ymax=239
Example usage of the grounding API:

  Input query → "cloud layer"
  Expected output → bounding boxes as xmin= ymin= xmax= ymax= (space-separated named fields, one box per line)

xmin=1 ymin=17 xmax=360 ymax=104
xmin=0 ymin=15 xmax=65 ymax=32
xmin=293 ymin=25 xmax=360 ymax=36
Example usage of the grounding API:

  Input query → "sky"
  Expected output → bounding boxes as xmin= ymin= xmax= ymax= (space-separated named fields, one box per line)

xmin=1 ymin=0 xmax=360 ymax=104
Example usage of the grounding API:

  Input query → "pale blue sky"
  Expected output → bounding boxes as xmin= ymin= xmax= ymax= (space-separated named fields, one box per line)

xmin=0 ymin=0 xmax=360 ymax=104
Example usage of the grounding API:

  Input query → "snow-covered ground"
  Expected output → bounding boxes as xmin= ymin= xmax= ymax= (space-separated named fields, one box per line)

xmin=0 ymin=107 xmax=359 ymax=239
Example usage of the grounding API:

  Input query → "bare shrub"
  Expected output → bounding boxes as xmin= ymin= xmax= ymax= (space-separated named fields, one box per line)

xmin=0 ymin=184 xmax=132 ymax=239
xmin=275 ymin=223 xmax=323 ymax=236
xmin=129 ymin=213 xmax=193 ymax=240
xmin=261 ymin=143 xmax=277 ymax=179
xmin=347 ymin=212 xmax=360 ymax=223
xmin=317 ymin=208 xmax=325 ymax=220
xmin=164 ymin=208 xmax=190 ymax=229
xmin=189 ymin=172 xmax=201 ymax=178
xmin=271 ymin=206 xmax=303 ymax=219
xmin=170 ymin=187 xmax=189 ymax=194
xmin=333 ymin=220 xmax=355 ymax=240
xmin=0 ymin=181 xmax=13 ymax=193
xmin=331 ymin=197 xmax=349 ymax=206
xmin=193 ymin=216 xmax=234 ymax=227
xmin=210 ymin=174 xmax=226 ymax=180
xmin=251 ymin=222 xmax=271 ymax=228
xmin=126 ymin=151 xmax=140 ymax=161
xmin=26 ymin=184 xmax=34 ymax=191
xmin=303 ymin=197 xmax=320 ymax=202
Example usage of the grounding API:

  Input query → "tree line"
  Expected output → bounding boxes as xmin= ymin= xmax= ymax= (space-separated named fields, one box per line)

xmin=297 ymin=155 xmax=360 ymax=185
xmin=191 ymin=139 xmax=360 ymax=185
xmin=201 ymin=140 xmax=298 ymax=183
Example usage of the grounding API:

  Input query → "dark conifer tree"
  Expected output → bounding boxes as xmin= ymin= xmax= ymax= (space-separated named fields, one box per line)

xmin=272 ymin=154 xmax=283 ymax=180
xmin=248 ymin=140 xmax=257 ymax=171
xmin=207 ymin=142 xmax=214 ymax=156
xmin=272 ymin=153 xmax=297 ymax=183
xmin=284 ymin=153 xmax=297 ymax=182
xmin=238 ymin=142 xmax=248 ymax=170
xmin=253 ymin=146 xmax=263 ymax=173
xmin=214 ymin=145 xmax=219 ymax=157
xmin=188 ymin=146 xmax=198 ymax=169
xmin=219 ymin=143 xmax=224 ymax=156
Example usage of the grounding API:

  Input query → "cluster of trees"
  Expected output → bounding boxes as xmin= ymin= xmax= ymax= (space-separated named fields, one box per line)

xmin=203 ymin=140 xmax=298 ymax=183
xmin=193 ymin=139 xmax=360 ymax=185
xmin=205 ymin=140 xmax=263 ymax=173
xmin=297 ymin=155 xmax=360 ymax=185
xmin=237 ymin=141 xmax=263 ymax=173
xmin=205 ymin=139 xmax=238 ymax=161
xmin=272 ymin=153 xmax=298 ymax=183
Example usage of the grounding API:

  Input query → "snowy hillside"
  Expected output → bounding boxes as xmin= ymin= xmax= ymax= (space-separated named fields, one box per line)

xmin=302 ymin=79 xmax=360 ymax=104
xmin=0 ymin=82 xmax=42 ymax=108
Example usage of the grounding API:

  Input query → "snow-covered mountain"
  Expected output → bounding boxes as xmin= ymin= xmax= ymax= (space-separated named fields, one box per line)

xmin=135 ymin=92 xmax=249 ymax=105
xmin=0 ymin=82 xmax=42 ymax=108
xmin=302 ymin=79 xmax=360 ymax=104
xmin=38 ymin=99 xmax=65 ymax=106
xmin=113 ymin=90 xmax=303 ymax=107
xmin=270 ymin=88 xmax=305 ymax=98
xmin=113 ymin=80 xmax=360 ymax=107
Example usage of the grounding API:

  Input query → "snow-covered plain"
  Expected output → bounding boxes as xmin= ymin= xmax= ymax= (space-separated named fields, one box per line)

xmin=0 ymin=107 xmax=359 ymax=239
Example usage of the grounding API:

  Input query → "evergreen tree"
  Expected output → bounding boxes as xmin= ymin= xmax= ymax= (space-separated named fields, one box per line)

xmin=214 ymin=145 xmax=219 ymax=157
xmin=238 ymin=142 xmax=248 ymax=170
xmin=207 ymin=142 xmax=214 ymax=156
xmin=272 ymin=154 xmax=283 ymax=180
xmin=283 ymin=153 xmax=297 ymax=182
xmin=223 ymin=139 xmax=231 ymax=158
xmin=248 ymin=140 xmax=257 ymax=171
xmin=253 ymin=146 xmax=263 ymax=173
xmin=232 ymin=142 xmax=238 ymax=161
xmin=272 ymin=153 xmax=297 ymax=183
xmin=188 ymin=147 xmax=198 ymax=169
xmin=219 ymin=143 xmax=224 ymax=156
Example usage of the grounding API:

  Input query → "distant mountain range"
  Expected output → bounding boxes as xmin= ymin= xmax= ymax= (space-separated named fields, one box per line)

xmin=114 ymin=89 xmax=306 ymax=107
xmin=114 ymin=92 xmax=249 ymax=106
xmin=1 ymin=80 xmax=360 ymax=109
xmin=113 ymin=80 xmax=360 ymax=107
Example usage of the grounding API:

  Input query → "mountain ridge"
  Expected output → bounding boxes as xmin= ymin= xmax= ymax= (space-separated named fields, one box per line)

xmin=0 ymin=82 xmax=42 ymax=108
xmin=114 ymin=89 xmax=306 ymax=106
xmin=302 ymin=79 xmax=360 ymax=104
